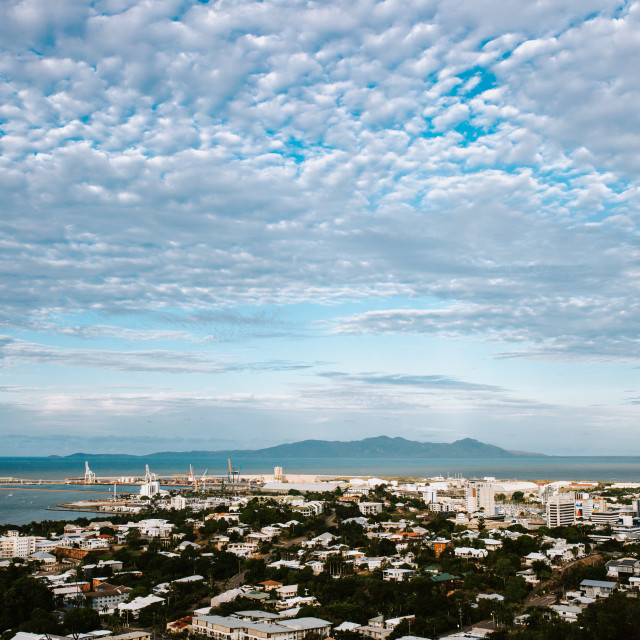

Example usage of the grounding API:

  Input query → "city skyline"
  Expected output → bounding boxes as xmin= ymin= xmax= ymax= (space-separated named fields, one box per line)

xmin=1 ymin=0 xmax=639 ymax=456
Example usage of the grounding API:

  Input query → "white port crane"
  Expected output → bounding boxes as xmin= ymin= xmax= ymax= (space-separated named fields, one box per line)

xmin=84 ymin=461 xmax=96 ymax=484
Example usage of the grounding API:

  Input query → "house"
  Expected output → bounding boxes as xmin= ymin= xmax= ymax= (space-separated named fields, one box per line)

xmin=258 ymin=580 xmax=284 ymax=591
xmin=628 ymin=577 xmax=640 ymax=591
xmin=302 ymin=532 xmax=336 ymax=548
xmin=227 ymin=542 xmax=259 ymax=557
xmin=384 ymin=615 xmax=415 ymax=630
xmin=430 ymin=572 xmax=458 ymax=585
xmin=382 ymin=568 xmax=414 ymax=582
xmin=580 ymin=580 xmax=617 ymax=598
xmin=606 ymin=557 xmax=640 ymax=578
xmin=523 ymin=552 xmax=550 ymax=566
xmin=454 ymin=547 xmax=488 ymax=560
xmin=356 ymin=616 xmax=393 ymax=640
xmin=516 ymin=568 xmax=540 ymax=585
xmin=166 ymin=616 xmax=192 ymax=633
xmin=354 ymin=556 xmax=385 ymax=571
xmin=306 ymin=560 xmax=325 ymax=575
xmin=480 ymin=538 xmax=503 ymax=551
xmin=121 ymin=519 xmax=174 ymax=538
xmin=549 ymin=604 xmax=583 ymax=622
xmin=275 ymin=584 xmax=298 ymax=600
xmin=547 ymin=543 xmax=585 ymax=563
xmin=118 ymin=595 xmax=165 ymax=617
xmin=477 ymin=593 xmax=504 ymax=602
xmin=432 ymin=540 xmax=451 ymax=557
xmin=246 ymin=532 xmax=271 ymax=545
xmin=29 ymin=551 xmax=57 ymax=566
xmin=82 ymin=559 xmax=124 ymax=575
xmin=111 ymin=633 xmax=152 ymax=640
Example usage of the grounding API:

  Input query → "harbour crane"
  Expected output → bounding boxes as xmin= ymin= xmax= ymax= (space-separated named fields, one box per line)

xmin=228 ymin=459 xmax=240 ymax=483
xmin=145 ymin=464 xmax=157 ymax=483
xmin=84 ymin=462 xmax=96 ymax=484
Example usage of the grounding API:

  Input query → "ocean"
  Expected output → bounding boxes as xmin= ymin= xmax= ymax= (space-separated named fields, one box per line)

xmin=1 ymin=454 xmax=640 ymax=482
xmin=0 ymin=455 xmax=639 ymax=526
xmin=0 ymin=483 xmax=136 ymax=527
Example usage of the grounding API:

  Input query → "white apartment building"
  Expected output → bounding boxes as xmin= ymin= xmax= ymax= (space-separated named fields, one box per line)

xmin=422 ymin=490 xmax=437 ymax=504
xmin=359 ymin=502 xmax=384 ymax=516
xmin=289 ymin=500 xmax=324 ymax=517
xmin=547 ymin=493 xmax=576 ymax=527
xmin=465 ymin=482 xmax=495 ymax=515
xmin=170 ymin=495 xmax=187 ymax=510
xmin=85 ymin=583 xmax=132 ymax=611
xmin=0 ymin=531 xmax=37 ymax=559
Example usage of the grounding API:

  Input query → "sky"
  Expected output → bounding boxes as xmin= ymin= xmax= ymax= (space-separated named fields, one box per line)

xmin=1 ymin=0 xmax=640 ymax=456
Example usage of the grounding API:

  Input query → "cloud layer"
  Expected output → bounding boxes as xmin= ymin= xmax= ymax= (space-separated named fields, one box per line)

xmin=0 ymin=0 xmax=639 ymax=454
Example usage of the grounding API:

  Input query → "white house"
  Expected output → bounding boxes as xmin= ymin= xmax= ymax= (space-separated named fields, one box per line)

xmin=382 ymin=568 xmax=414 ymax=582
xmin=118 ymin=595 xmax=165 ymax=617
xmin=580 ymin=580 xmax=617 ymax=598
xmin=606 ymin=558 xmax=640 ymax=578
xmin=227 ymin=542 xmax=259 ymax=558
xmin=549 ymin=604 xmax=583 ymax=623
xmin=454 ymin=547 xmax=488 ymax=560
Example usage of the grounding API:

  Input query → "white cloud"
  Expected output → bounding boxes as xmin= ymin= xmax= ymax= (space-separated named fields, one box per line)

xmin=0 ymin=0 xmax=639 ymax=453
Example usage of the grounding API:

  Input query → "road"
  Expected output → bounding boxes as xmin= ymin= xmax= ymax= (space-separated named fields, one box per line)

xmin=524 ymin=552 xmax=603 ymax=607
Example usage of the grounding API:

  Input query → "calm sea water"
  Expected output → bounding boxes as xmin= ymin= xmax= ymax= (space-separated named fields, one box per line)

xmin=0 ymin=455 xmax=639 ymax=526
xmin=0 ymin=483 xmax=138 ymax=527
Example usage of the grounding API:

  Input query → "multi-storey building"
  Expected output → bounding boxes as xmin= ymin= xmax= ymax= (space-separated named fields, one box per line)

xmin=546 ymin=493 xmax=576 ymax=527
xmin=359 ymin=502 xmax=383 ymax=516
xmin=465 ymin=482 xmax=495 ymax=515
xmin=192 ymin=615 xmax=332 ymax=640
xmin=0 ymin=531 xmax=37 ymax=559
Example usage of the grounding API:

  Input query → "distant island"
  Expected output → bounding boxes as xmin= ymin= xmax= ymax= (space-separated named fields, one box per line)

xmin=56 ymin=436 xmax=547 ymax=460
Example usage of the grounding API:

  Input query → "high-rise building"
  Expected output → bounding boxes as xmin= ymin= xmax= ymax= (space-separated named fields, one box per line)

xmin=465 ymin=482 xmax=495 ymax=515
xmin=547 ymin=493 xmax=576 ymax=527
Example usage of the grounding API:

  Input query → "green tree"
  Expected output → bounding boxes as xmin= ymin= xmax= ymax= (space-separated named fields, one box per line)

xmin=494 ymin=557 xmax=516 ymax=587
xmin=531 ymin=560 xmax=551 ymax=580
xmin=504 ymin=576 xmax=528 ymax=603
xmin=63 ymin=607 xmax=101 ymax=634
xmin=244 ymin=558 xmax=266 ymax=583
xmin=1 ymin=576 xmax=54 ymax=630
xmin=18 ymin=607 xmax=59 ymax=634
xmin=577 ymin=592 xmax=640 ymax=639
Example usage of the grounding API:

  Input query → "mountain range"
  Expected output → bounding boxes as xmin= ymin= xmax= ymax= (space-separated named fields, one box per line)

xmin=57 ymin=436 xmax=546 ymax=459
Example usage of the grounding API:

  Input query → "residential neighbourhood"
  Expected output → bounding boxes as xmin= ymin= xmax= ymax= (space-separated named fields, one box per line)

xmin=3 ymin=472 xmax=640 ymax=640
